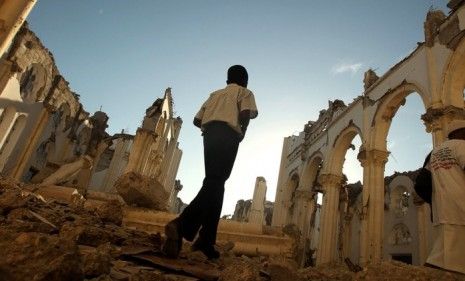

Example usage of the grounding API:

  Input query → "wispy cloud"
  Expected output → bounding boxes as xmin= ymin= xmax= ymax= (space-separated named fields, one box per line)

xmin=331 ymin=62 xmax=363 ymax=75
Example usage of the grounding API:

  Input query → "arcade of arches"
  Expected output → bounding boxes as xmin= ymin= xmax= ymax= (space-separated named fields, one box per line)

xmin=271 ymin=4 xmax=465 ymax=266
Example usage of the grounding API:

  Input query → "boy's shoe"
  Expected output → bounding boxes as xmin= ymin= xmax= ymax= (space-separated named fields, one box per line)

xmin=191 ymin=239 xmax=220 ymax=259
xmin=162 ymin=218 xmax=183 ymax=258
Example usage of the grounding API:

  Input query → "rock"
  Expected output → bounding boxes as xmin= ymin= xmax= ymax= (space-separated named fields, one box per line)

xmin=82 ymin=243 xmax=113 ymax=278
xmin=186 ymin=250 xmax=209 ymax=263
xmin=219 ymin=260 xmax=260 ymax=281
xmin=96 ymin=200 xmax=124 ymax=226
xmin=0 ymin=189 xmax=29 ymax=215
xmin=0 ymin=230 xmax=83 ymax=281
xmin=0 ymin=176 xmax=21 ymax=190
xmin=220 ymin=241 xmax=235 ymax=252
xmin=268 ymin=262 xmax=301 ymax=281
xmin=60 ymin=222 xmax=110 ymax=247
xmin=114 ymin=172 xmax=169 ymax=210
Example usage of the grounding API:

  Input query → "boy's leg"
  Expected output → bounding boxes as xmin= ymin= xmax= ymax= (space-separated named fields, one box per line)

xmin=196 ymin=123 xmax=239 ymax=248
xmin=167 ymin=122 xmax=239 ymax=258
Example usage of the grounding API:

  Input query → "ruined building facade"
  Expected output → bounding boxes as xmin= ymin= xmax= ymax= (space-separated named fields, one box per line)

xmin=272 ymin=3 xmax=465 ymax=266
xmin=0 ymin=23 xmax=183 ymax=210
xmin=88 ymin=88 xmax=183 ymax=210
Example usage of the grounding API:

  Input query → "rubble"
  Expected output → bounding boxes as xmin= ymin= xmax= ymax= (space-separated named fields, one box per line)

xmin=115 ymin=172 xmax=169 ymax=210
xmin=1 ymin=177 xmax=465 ymax=281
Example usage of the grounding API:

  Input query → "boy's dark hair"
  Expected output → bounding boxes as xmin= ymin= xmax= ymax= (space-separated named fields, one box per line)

xmin=227 ymin=65 xmax=248 ymax=87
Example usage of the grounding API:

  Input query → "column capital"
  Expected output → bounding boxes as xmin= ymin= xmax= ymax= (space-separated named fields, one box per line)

xmin=421 ymin=106 xmax=465 ymax=133
xmin=357 ymin=148 xmax=389 ymax=167
xmin=318 ymin=173 xmax=344 ymax=188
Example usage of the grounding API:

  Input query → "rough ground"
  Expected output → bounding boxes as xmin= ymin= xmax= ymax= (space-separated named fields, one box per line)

xmin=0 ymin=177 xmax=464 ymax=281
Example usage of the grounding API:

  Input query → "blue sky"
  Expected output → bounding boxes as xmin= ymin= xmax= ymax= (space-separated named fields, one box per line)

xmin=28 ymin=1 xmax=449 ymax=215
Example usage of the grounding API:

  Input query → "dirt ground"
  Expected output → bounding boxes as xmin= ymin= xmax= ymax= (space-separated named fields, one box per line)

xmin=0 ymin=177 xmax=464 ymax=281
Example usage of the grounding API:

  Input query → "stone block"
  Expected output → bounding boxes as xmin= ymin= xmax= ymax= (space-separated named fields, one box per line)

xmin=115 ymin=172 xmax=169 ymax=210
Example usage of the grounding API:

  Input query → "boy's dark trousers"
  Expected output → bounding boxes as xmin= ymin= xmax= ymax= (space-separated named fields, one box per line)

xmin=178 ymin=121 xmax=240 ymax=246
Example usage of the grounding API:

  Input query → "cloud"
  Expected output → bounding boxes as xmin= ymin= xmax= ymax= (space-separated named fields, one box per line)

xmin=332 ymin=62 xmax=363 ymax=75
xmin=98 ymin=9 xmax=104 ymax=15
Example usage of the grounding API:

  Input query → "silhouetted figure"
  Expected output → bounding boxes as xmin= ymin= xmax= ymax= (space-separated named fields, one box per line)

xmin=163 ymin=65 xmax=258 ymax=259
xmin=424 ymin=120 xmax=465 ymax=274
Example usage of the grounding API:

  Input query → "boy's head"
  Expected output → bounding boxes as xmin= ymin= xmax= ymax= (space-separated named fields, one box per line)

xmin=227 ymin=65 xmax=248 ymax=88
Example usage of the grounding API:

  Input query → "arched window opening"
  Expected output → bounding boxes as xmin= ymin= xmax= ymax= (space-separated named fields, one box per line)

xmin=391 ymin=186 xmax=410 ymax=218
xmin=385 ymin=93 xmax=431 ymax=179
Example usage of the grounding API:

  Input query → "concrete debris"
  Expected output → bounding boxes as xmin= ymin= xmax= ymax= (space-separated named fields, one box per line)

xmin=1 ymin=177 xmax=464 ymax=281
xmin=41 ymin=156 xmax=93 ymax=186
xmin=96 ymin=199 xmax=124 ymax=226
xmin=218 ymin=259 xmax=261 ymax=281
xmin=115 ymin=172 xmax=169 ymax=210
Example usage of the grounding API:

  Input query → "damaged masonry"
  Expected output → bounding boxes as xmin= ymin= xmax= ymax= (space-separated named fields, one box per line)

xmin=0 ymin=1 xmax=465 ymax=281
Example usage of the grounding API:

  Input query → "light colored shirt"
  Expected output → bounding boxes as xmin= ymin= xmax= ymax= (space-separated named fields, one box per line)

xmin=428 ymin=139 xmax=465 ymax=225
xmin=195 ymin=83 xmax=258 ymax=134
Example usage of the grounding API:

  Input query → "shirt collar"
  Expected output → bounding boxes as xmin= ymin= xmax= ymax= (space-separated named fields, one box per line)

xmin=226 ymin=83 xmax=240 ymax=88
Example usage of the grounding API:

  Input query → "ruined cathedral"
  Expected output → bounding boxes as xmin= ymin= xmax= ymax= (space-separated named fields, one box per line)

xmin=1 ymin=1 xmax=465 ymax=280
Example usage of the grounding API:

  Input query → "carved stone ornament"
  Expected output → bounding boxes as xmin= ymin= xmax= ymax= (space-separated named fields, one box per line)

xmin=363 ymin=69 xmax=379 ymax=91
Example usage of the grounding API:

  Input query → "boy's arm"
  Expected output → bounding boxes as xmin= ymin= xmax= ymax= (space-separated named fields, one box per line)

xmin=239 ymin=110 xmax=251 ymax=136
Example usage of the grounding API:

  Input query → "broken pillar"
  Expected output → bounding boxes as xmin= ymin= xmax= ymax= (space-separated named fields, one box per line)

xmin=249 ymin=176 xmax=267 ymax=225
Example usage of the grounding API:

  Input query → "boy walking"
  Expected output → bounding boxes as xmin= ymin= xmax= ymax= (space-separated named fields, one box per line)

xmin=163 ymin=65 xmax=258 ymax=259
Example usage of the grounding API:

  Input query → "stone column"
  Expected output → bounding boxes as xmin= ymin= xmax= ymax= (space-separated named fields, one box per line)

xmin=160 ymin=139 xmax=177 ymax=186
xmin=358 ymin=148 xmax=389 ymax=265
xmin=159 ymin=142 xmax=173 ymax=180
xmin=103 ymin=137 xmax=132 ymax=192
xmin=124 ymin=128 xmax=157 ymax=174
xmin=76 ymin=142 xmax=108 ymax=193
xmin=249 ymin=177 xmax=267 ymax=225
xmin=272 ymin=137 xmax=292 ymax=227
xmin=169 ymin=180 xmax=183 ymax=212
xmin=295 ymin=189 xmax=315 ymax=266
xmin=163 ymin=147 xmax=182 ymax=195
xmin=416 ymin=203 xmax=432 ymax=265
xmin=11 ymin=107 xmax=49 ymax=180
xmin=341 ymin=216 xmax=352 ymax=259
xmin=316 ymin=173 xmax=344 ymax=265
xmin=0 ymin=0 xmax=37 ymax=57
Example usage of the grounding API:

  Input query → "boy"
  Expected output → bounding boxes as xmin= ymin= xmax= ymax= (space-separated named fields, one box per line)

xmin=163 ymin=65 xmax=258 ymax=259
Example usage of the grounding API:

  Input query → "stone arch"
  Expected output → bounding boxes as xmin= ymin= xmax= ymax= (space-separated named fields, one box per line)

xmin=371 ymin=82 xmax=429 ymax=151
xmin=300 ymin=152 xmax=324 ymax=192
xmin=19 ymin=63 xmax=47 ymax=103
xmin=325 ymin=123 xmax=362 ymax=176
xmin=441 ymin=36 xmax=465 ymax=108
xmin=0 ymin=114 xmax=27 ymax=172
